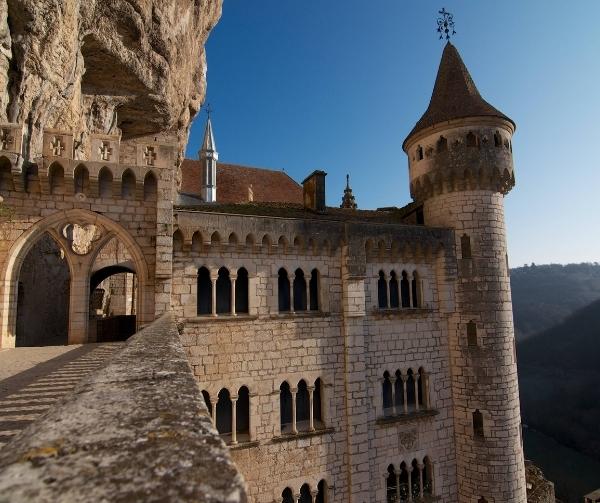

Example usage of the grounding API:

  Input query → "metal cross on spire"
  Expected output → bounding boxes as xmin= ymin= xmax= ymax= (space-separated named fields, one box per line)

xmin=436 ymin=8 xmax=456 ymax=41
xmin=203 ymin=102 xmax=213 ymax=118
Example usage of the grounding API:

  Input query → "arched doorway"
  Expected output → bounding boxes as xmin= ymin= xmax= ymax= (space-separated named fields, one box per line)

xmin=15 ymin=233 xmax=70 ymax=346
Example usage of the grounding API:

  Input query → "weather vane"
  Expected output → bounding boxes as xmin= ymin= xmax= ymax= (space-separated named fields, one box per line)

xmin=436 ymin=8 xmax=456 ymax=41
xmin=203 ymin=102 xmax=213 ymax=118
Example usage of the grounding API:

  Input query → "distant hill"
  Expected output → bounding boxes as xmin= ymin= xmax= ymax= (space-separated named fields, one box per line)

xmin=518 ymin=298 xmax=600 ymax=463
xmin=510 ymin=263 xmax=600 ymax=340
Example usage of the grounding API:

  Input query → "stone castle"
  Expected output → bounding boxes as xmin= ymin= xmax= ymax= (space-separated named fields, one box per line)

xmin=0 ymin=3 xmax=530 ymax=502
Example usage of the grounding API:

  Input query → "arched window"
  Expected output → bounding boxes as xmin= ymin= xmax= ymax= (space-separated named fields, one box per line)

xmin=172 ymin=230 xmax=183 ymax=252
xmin=316 ymin=480 xmax=327 ymax=503
xmin=236 ymin=386 xmax=250 ymax=439
xmin=143 ymin=171 xmax=157 ymax=201
xmin=382 ymin=371 xmax=393 ymax=416
xmin=400 ymin=271 xmax=411 ymax=308
xmin=280 ymin=381 xmax=293 ymax=433
xmin=197 ymin=267 xmax=212 ymax=315
xmin=411 ymin=271 xmax=420 ymax=308
xmin=121 ymin=169 xmax=136 ymax=199
xmin=0 ymin=157 xmax=12 ymax=192
xmin=201 ymin=390 xmax=212 ymax=417
xmin=466 ymin=131 xmax=478 ymax=147
xmin=216 ymin=267 xmax=231 ymax=314
xmin=389 ymin=271 xmax=400 ymax=308
xmin=423 ymin=457 xmax=433 ymax=496
xmin=191 ymin=232 xmax=202 ymax=252
xmin=378 ymin=271 xmax=388 ymax=308
xmin=309 ymin=269 xmax=319 ymax=311
xmin=399 ymin=462 xmax=409 ymax=501
xmin=235 ymin=267 xmax=249 ymax=314
xmin=48 ymin=163 xmax=64 ymax=194
xmin=282 ymin=488 xmax=294 ymax=503
xmin=411 ymin=459 xmax=421 ymax=499
xmin=418 ymin=368 xmax=426 ymax=408
xmin=73 ymin=165 xmax=89 ymax=194
xmin=407 ymin=369 xmax=416 ymax=411
xmin=417 ymin=145 xmax=424 ymax=160
xmin=278 ymin=268 xmax=291 ymax=312
xmin=211 ymin=231 xmax=221 ymax=247
xmin=314 ymin=378 xmax=323 ymax=426
xmin=296 ymin=379 xmax=310 ymax=431
xmin=461 ymin=234 xmax=472 ymax=259
xmin=386 ymin=465 xmax=397 ymax=503
xmin=494 ymin=131 xmax=502 ymax=147
xmin=467 ymin=321 xmax=478 ymax=346
xmin=473 ymin=409 xmax=484 ymax=438
xmin=299 ymin=483 xmax=312 ymax=503
xmin=293 ymin=268 xmax=307 ymax=311
xmin=216 ymin=388 xmax=232 ymax=435
xmin=436 ymin=135 xmax=448 ymax=152
xmin=98 ymin=167 xmax=112 ymax=197
xmin=394 ymin=370 xmax=404 ymax=412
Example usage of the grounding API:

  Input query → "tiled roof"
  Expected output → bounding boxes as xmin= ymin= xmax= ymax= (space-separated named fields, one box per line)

xmin=180 ymin=160 xmax=303 ymax=204
xmin=404 ymin=43 xmax=514 ymax=148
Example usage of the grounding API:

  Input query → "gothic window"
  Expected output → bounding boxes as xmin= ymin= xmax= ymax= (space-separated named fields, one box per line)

xmin=494 ymin=131 xmax=502 ymax=147
xmin=143 ymin=171 xmax=157 ymax=201
xmin=73 ymin=165 xmax=89 ymax=194
xmin=466 ymin=131 xmax=479 ymax=147
xmin=411 ymin=459 xmax=421 ymax=499
xmin=399 ymin=462 xmax=409 ymax=501
xmin=216 ymin=388 xmax=232 ymax=435
xmin=235 ymin=267 xmax=249 ymax=314
xmin=293 ymin=268 xmax=307 ymax=311
xmin=172 ymin=230 xmax=183 ymax=252
xmin=411 ymin=271 xmax=420 ymax=308
xmin=121 ymin=169 xmax=136 ymax=199
xmin=314 ymin=378 xmax=323 ymax=426
xmin=389 ymin=271 xmax=400 ymax=308
xmin=201 ymin=390 xmax=212 ymax=417
xmin=386 ymin=465 xmax=397 ymax=503
xmin=417 ymin=145 xmax=424 ymax=160
xmin=460 ymin=234 xmax=472 ymax=259
xmin=309 ymin=269 xmax=320 ymax=311
xmin=48 ymin=163 xmax=65 ymax=195
xmin=0 ymin=157 xmax=12 ymax=192
xmin=236 ymin=386 xmax=250 ymax=439
xmin=280 ymin=381 xmax=293 ymax=432
xmin=197 ymin=267 xmax=212 ymax=315
xmin=407 ymin=369 xmax=416 ymax=411
xmin=400 ymin=271 xmax=411 ymax=308
xmin=394 ymin=370 xmax=404 ymax=411
xmin=278 ymin=268 xmax=291 ymax=312
xmin=296 ymin=379 xmax=310 ymax=430
xmin=423 ymin=456 xmax=433 ymax=496
xmin=216 ymin=267 xmax=231 ymax=314
xmin=418 ymin=368 xmax=426 ymax=407
xmin=382 ymin=371 xmax=393 ymax=416
xmin=378 ymin=271 xmax=388 ymax=308
xmin=473 ymin=409 xmax=484 ymax=438
xmin=299 ymin=483 xmax=312 ymax=503
xmin=98 ymin=167 xmax=112 ymax=197
xmin=467 ymin=321 xmax=478 ymax=346
xmin=436 ymin=135 xmax=448 ymax=152
xmin=282 ymin=488 xmax=294 ymax=503
xmin=316 ymin=480 xmax=327 ymax=503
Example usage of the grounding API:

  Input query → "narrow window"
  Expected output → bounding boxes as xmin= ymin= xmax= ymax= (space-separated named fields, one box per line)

xmin=494 ymin=131 xmax=502 ymax=147
xmin=293 ymin=268 xmax=307 ymax=311
xmin=192 ymin=232 xmax=202 ymax=252
xmin=314 ymin=378 xmax=323 ymax=426
xmin=0 ymin=158 xmax=13 ymax=192
xmin=316 ymin=480 xmax=327 ymax=503
xmin=386 ymin=465 xmax=397 ymax=503
xmin=235 ymin=267 xmax=249 ymax=314
xmin=216 ymin=388 xmax=232 ymax=435
xmin=418 ymin=367 xmax=425 ymax=407
xmin=309 ymin=269 xmax=319 ymax=311
xmin=378 ymin=271 xmax=388 ymax=308
xmin=466 ymin=131 xmax=478 ymax=147
xmin=407 ymin=369 xmax=416 ymax=411
xmin=400 ymin=271 xmax=410 ymax=308
xmin=460 ymin=234 xmax=472 ymax=259
xmin=201 ymin=390 xmax=212 ymax=417
xmin=282 ymin=488 xmax=294 ymax=503
xmin=299 ymin=484 xmax=312 ymax=503
xmin=412 ymin=459 xmax=421 ymax=499
xmin=382 ymin=371 xmax=393 ymax=416
xmin=236 ymin=386 xmax=250 ymax=440
xmin=394 ymin=370 xmax=404 ymax=412
xmin=411 ymin=271 xmax=420 ymax=307
xmin=121 ymin=169 xmax=136 ymax=199
xmin=279 ymin=382 xmax=293 ymax=433
xmin=417 ymin=145 xmax=424 ymax=160
xmin=143 ymin=171 xmax=157 ymax=201
xmin=399 ymin=462 xmax=409 ymax=498
xmin=74 ymin=165 xmax=89 ymax=195
xmin=423 ymin=457 xmax=434 ymax=496
xmin=99 ymin=167 xmax=112 ymax=197
xmin=389 ymin=271 xmax=400 ymax=308
xmin=216 ymin=267 xmax=231 ymax=314
xmin=197 ymin=267 xmax=212 ymax=315
xmin=467 ymin=321 xmax=478 ymax=346
xmin=173 ymin=230 xmax=183 ymax=252
xmin=48 ymin=163 xmax=64 ymax=194
xmin=436 ymin=135 xmax=448 ymax=152
xmin=296 ymin=379 xmax=310 ymax=431
xmin=278 ymin=268 xmax=291 ymax=312
xmin=473 ymin=409 xmax=484 ymax=438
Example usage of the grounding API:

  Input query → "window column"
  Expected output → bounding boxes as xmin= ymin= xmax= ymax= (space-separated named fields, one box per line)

xmin=401 ymin=372 xmax=408 ymax=414
xmin=210 ymin=272 xmax=218 ymax=316
xmin=408 ymin=280 xmax=413 ymax=308
xmin=390 ymin=375 xmax=397 ymax=415
xmin=230 ymin=273 xmax=237 ymax=316
xmin=231 ymin=394 xmax=238 ymax=445
xmin=308 ymin=385 xmax=315 ymax=432
xmin=396 ymin=469 xmax=401 ymax=502
xmin=212 ymin=396 xmax=218 ymax=427
xmin=407 ymin=464 xmax=413 ymax=501
xmin=310 ymin=488 xmax=318 ymax=503
xmin=385 ymin=273 xmax=391 ymax=308
xmin=418 ymin=462 xmax=424 ymax=498
xmin=291 ymin=387 xmax=298 ymax=434
xmin=414 ymin=373 xmax=420 ymax=412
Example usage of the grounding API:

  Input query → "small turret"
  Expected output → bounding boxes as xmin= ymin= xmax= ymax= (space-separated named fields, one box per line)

xmin=340 ymin=174 xmax=357 ymax=209
xmin=199 ymin=116 xmax=218 ymax=202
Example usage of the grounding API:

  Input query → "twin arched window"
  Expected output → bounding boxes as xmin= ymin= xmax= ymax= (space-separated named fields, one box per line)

xmin=282 ymin=480 xmax=327 ymax=503
xmin=386 ymin=457 xmax=433 ymax=502
xmin=378 ymin=270 xmax=421 ymax=309
xmin=279 ymin=268 xmax=320 ymax=312
xmin=197 ymin=266 xmax=249 ymax=316
xmin=382 ymin=368 xmax=428 ymax=416
xmin=202 ymin=386 xmax=250 ymax=445
xmin=280 ymin=378 xmax=323 ymax=434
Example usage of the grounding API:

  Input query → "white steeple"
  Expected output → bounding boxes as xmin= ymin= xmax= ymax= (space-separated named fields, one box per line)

xmin=199 ymin=115 xmax=218 ymax=202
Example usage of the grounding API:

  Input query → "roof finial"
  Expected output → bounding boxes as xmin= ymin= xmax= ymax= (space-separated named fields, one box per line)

xmin=346 ymin=174 xmax=350 ymax=189
xmin=203 ymin=102 xmax=213 ymax=119
xmin=436 ymin=8 xmax=456 ymax=41
xmin=340 ymin=174 xmax=357 ymax=210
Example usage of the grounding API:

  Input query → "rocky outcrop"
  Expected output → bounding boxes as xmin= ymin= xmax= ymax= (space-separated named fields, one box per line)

xmin=0 ymin=0 xmax=222 ymax=162
xmin=526 ymin=461 xmax=556 ymax=503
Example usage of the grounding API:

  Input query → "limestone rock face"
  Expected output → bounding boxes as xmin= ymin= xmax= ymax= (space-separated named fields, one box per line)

xmin=0 ymin=0 xmax=222 ymax=162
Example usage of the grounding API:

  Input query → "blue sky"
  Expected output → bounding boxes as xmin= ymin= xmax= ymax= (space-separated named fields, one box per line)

xmin=185 ymin=1 xmax=600 ymax=267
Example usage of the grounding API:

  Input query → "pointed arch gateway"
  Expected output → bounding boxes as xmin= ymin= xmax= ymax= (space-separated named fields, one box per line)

xmin=0 ymin=209 xmax=152 ymax=348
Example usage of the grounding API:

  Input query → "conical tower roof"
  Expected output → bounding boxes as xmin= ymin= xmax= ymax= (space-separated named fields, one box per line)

xmin=200 ymin=116 xmax=216 ymax=153
xmin=403 ymin=43 xmax=514 ymax=149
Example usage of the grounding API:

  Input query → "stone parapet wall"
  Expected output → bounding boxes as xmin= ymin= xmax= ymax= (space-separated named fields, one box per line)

xmin=0 ymin=313 xmax=247 ymax=502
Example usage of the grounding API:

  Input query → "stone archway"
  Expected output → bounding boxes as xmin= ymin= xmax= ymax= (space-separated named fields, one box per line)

xmin=0 ymin=209 xmax=152 ymax=348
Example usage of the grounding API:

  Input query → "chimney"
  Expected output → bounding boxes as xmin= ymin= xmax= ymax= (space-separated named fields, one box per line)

xmin=302 ymin=170 xmax=327 ymax=213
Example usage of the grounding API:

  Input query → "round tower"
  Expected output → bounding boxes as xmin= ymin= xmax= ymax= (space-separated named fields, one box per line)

xmin=403 ymin=43 xmax=526 ymax=503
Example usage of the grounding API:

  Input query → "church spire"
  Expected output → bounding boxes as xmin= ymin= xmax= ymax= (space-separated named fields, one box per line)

xmin=199 ymin=113 xmax=218 ymax=202
xmin=340 ymin=174 xmax=357 ymax=209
